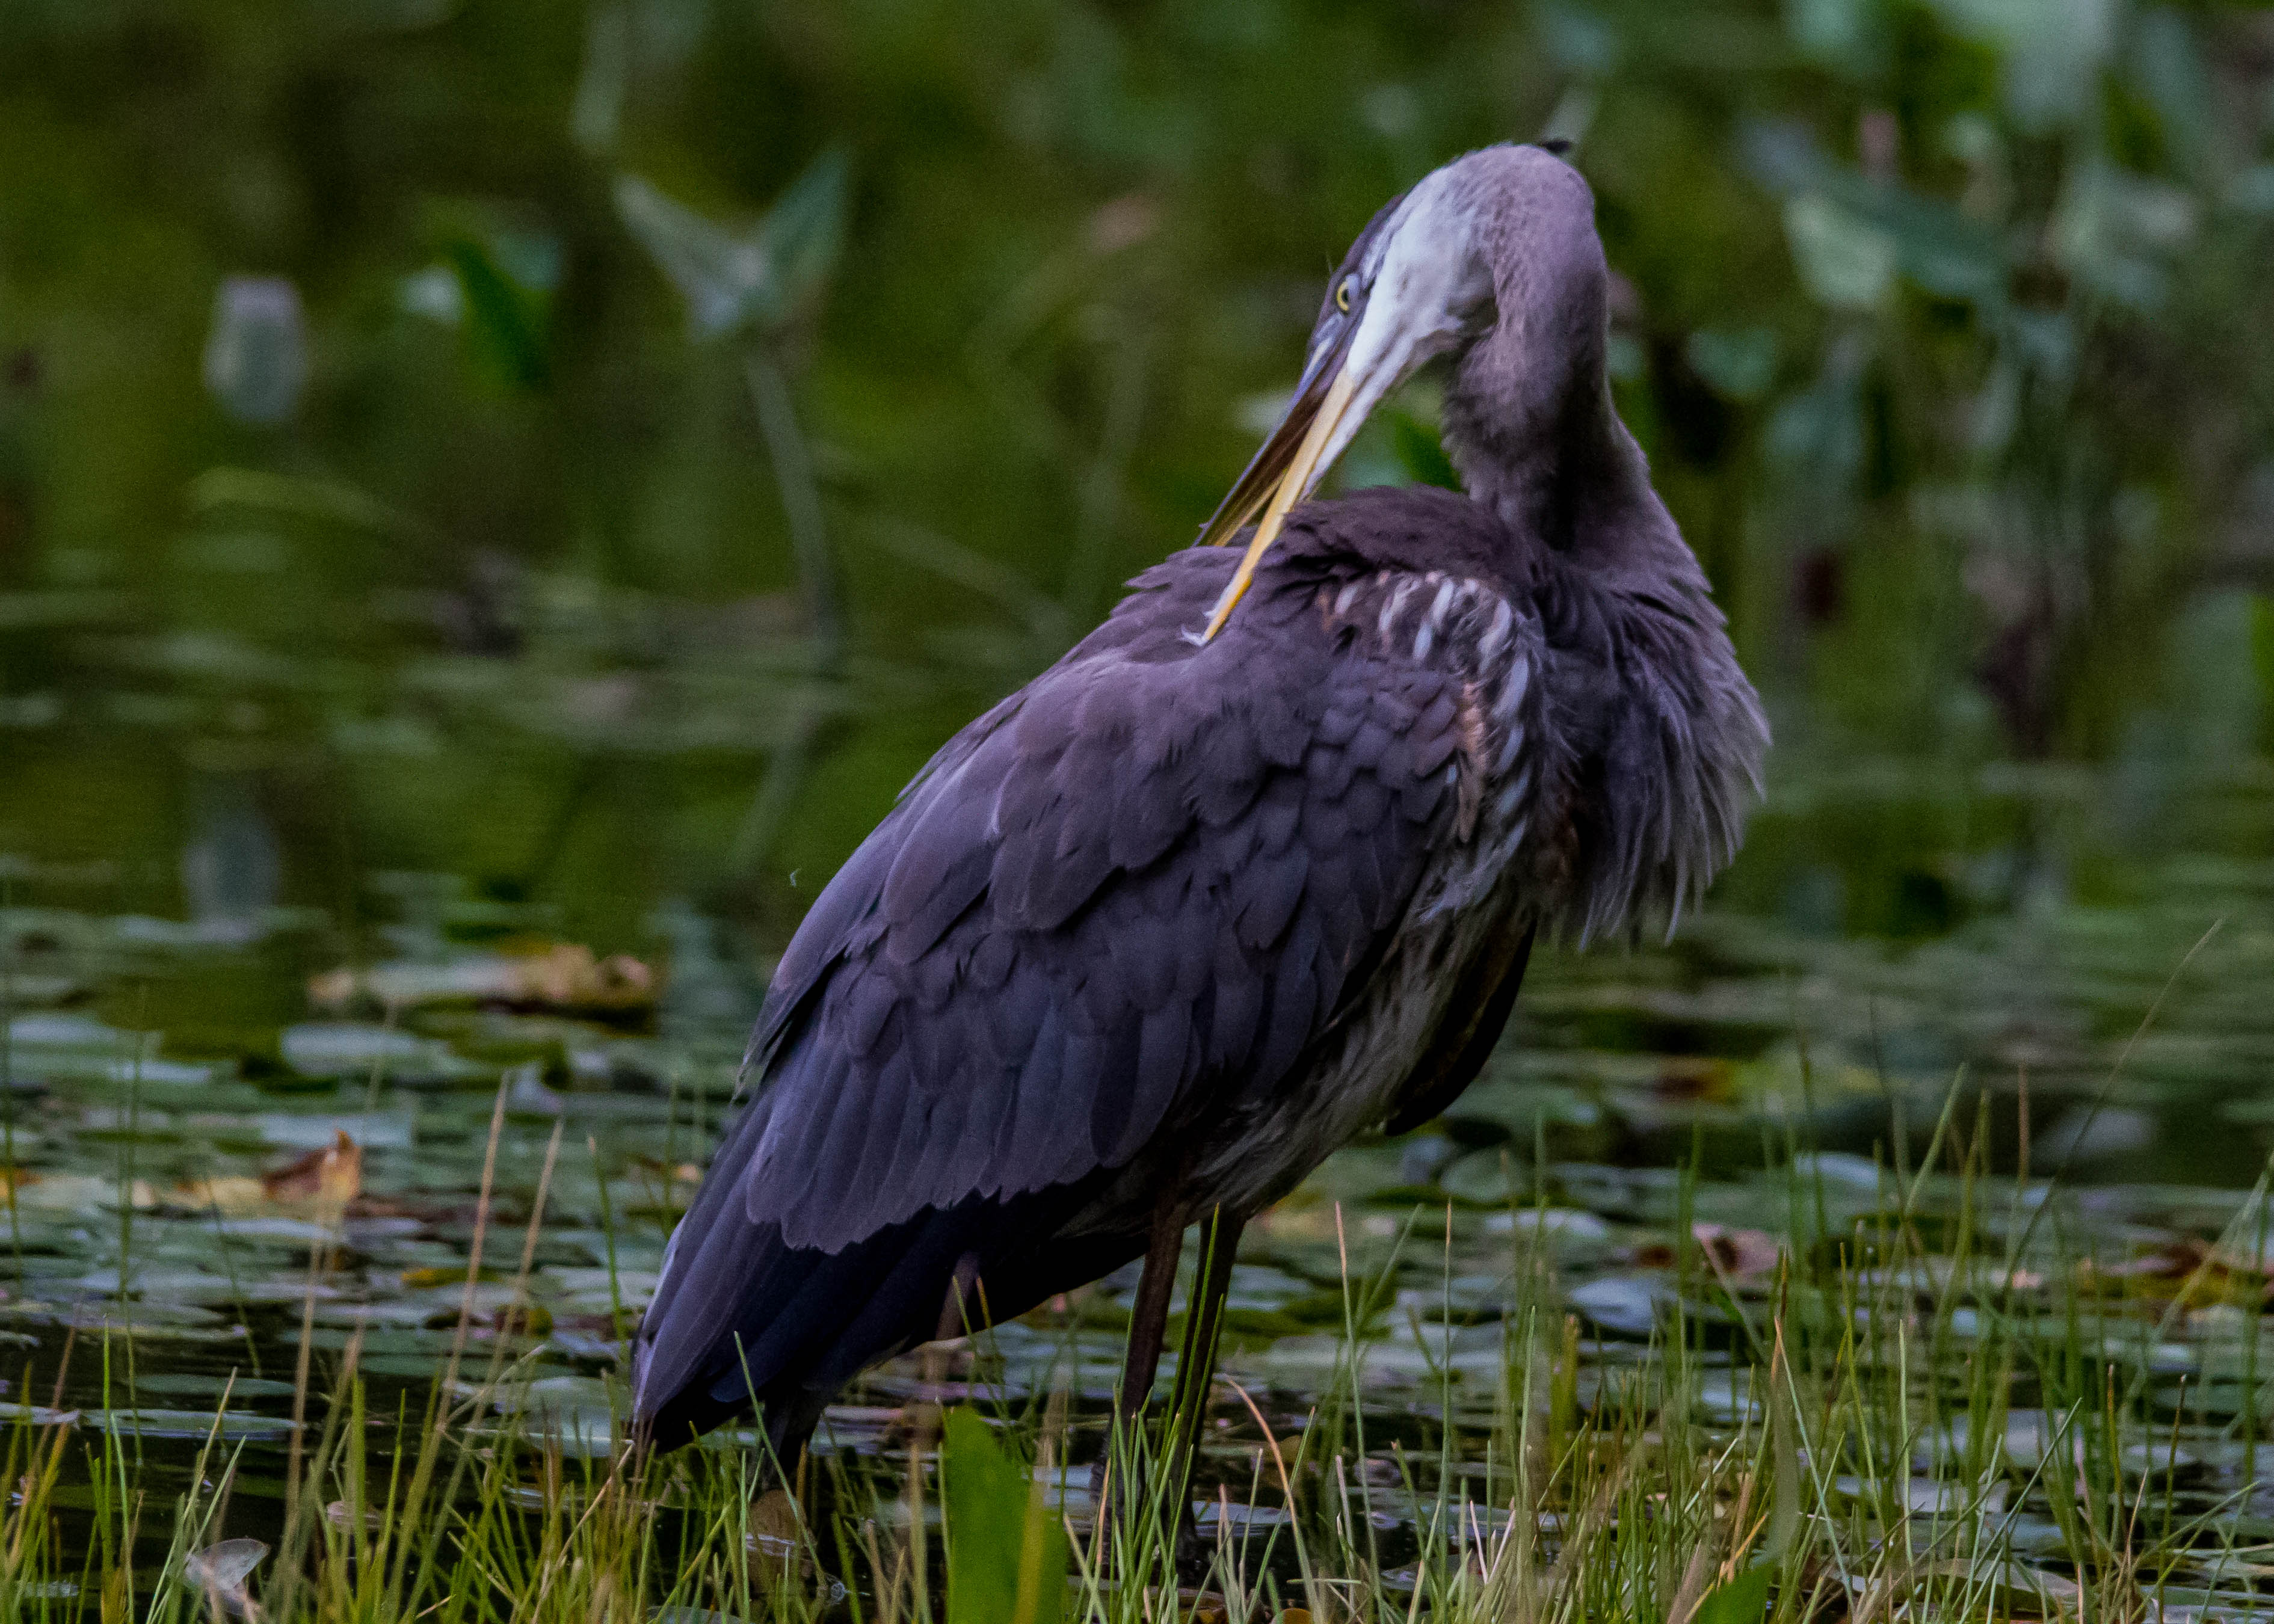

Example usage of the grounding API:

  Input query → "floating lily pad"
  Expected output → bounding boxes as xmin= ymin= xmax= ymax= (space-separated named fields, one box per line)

xmin=136 ymin=1371 xmax=298 ymax=1400
xmin=88 ymin=1407 xmax=297 ymax=1440
xmin=1567 ymin=1276 xmax=1666 ymax=1338
xmin=5 ymin=1013 xmax=139 ymax=1053
xmin=1441 ymin=1149 xmax=1526 ymax=1205
xmin=279 ymin=1024 xmax=452 ymax=1080
xmin=208 ymin=1216 xmax=340 ymax=1244
xmin=1486 ymin=1207 xmax=1612 ymax=1244
xmin=254 ymin=1111 xmax=414 ymax=1151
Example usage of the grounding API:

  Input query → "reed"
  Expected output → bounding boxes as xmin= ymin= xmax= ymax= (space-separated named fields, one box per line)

xmin=7 ymin=1083 xmax=2272 ymax=1623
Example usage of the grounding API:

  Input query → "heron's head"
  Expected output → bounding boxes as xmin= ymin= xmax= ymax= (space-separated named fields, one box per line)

xmin=1195 ymin=142 xmax=1604 ymax=639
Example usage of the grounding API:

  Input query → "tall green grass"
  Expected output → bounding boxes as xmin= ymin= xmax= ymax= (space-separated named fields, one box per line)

xmin=4 ymin=1090 xmax=2272 ymax=1623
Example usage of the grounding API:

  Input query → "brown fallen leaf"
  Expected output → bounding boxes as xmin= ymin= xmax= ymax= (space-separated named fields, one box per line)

xmin=1632 ymin=1223 xmax=1783 ymax=1279
xmin=2088 ymin=1237 xmax=2208 ymax=1278
xmin=303 ymin=967 xmax=358 ymax=1008
xmin=1650 ymin=1057 xmax=1736 ymax=1101
xmin=399 ymin=1264 xmax=490 ymax=1289
xmin=263 ymin=1130 xmax=362 ymax=1216
xmin=175 ymin=1133 xmax=362 ymax=1221
xmin=308 ymin=941 xmax=656 ymax=1016
xmin=747 ymin=1487 xmax=809 ymax=1587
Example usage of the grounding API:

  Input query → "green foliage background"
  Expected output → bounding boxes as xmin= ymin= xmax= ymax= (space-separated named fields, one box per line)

xmin=3 ymin=0 xmax=2272 ymax=946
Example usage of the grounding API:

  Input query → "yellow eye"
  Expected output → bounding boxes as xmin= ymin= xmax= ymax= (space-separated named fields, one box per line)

xmin=1334 ymin=277 xmax=1354 ymax=315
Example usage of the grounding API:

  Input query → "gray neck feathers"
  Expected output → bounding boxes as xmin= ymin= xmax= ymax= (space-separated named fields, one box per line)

xmin=1557 ymin=568 xmax=1769 ymax=946
xmin=1437 ymin=192 xmax=1767 ymax=941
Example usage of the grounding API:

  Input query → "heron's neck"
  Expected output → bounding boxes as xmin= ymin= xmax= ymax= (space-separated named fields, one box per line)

xmin=1442 ymin=331 xmax=1706 ymax=603
xmin=1445 ymin=331 xmax=1764 ymax=946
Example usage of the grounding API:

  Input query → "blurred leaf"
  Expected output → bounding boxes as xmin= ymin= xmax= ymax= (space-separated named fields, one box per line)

xmin=2052 ymin=160 xmax=2198 ymax=310
xmin=615 ymin=174 xmax=765 ymax=339
xmin=1747 ymin=122 xmax=2005 ymax=306
xmin=1691 ymin=1563 xmax=1772 ymax=1624
xmin=399 ymin=263 xmax=464 ymax=323
xmin=1766 ymin=334 xmax=1867 ymax=486
xmin=2130 ymin=7 xmax=2211 ymax=173
xmin=181 ymin=776 xmax=279 ymax=938
xmin=446 ymin=238 xmax=550 ymax=390
xmin=2229 ymin=166 xmax=2274 ymax=218
xmin=180 ymin=1537 xmax=269 ymax=1616
xmin=1783 ymin=194 xmax=1895 ymax=311
xmin=188 ymin=467 xmax=426 ymax=538
xmin=1443 ymin=1147 xmax=1523 ymax=1205
xmin=754 ymin=147 xmax=851 ymax=328
xmin=1686 ymin=328 xmax=1779 ymax=401
xmin=0 ymin=590 xmax=132 ymax=629
xmin=1539 ymin=3 xmax=1620 ymax=76
xmin=942 ymin=1407 xmax=1065 ymax=1624
xmin=1926 ymin=0 xmax=2116 ymax=132
xmin=202 ymin=277 xmax=307 ymax=425
xmin=570 ymin=1 xmax=629 ymax=155
xmin=1783 ymin=0 xmax=1876 ymax=67
xmin=98 ymin=1409 xmax=296 ymax=1441
xmin=617 ymin=147 xmax=850 ymax=343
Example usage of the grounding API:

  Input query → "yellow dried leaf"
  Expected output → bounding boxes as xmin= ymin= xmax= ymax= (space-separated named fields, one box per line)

xmin=176 ymin=1176 xmax=270 ymax=1215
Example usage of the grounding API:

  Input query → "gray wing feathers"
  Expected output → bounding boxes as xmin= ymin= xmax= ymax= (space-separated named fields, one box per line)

xmin=732 ymin=549 xmax=1522 ymax=1252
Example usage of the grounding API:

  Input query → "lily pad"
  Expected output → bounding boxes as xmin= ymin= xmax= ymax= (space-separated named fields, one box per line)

xmin=90 ymin=1407 xmax=297 ymax=1440
xmin=280 ymin=1025 xmax=473 ymax=1084
xmin=1567 ymin=1276 xmax=1666 ymax=1338
xmin=137 ymin=1371 xmax=298 ymax=1400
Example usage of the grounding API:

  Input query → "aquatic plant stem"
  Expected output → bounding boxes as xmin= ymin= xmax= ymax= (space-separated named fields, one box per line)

xmin=283 ymin=1232 xmax=324 ymax=1537
xmin=591 ymin=1132 xmax=627 ymax=1348
xmin=745 ymin=349 xmax=842 ymax=674
xmin=733 ymin=347 xmax=845 ymax=876
xmin=443 ymin=1074 xmax=513 ymax=1394
xmin=0 ymin=885 xmax=18 ymax=1280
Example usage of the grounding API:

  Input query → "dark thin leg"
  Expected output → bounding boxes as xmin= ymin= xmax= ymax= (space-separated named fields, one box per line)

xmin=1097 ymin=1193 xmax=1187 ymax=1525
xmin=1164 ymin=1207 xmax=1245 ymax=1548
xmin=936 ymin=1250 xmax=983 ymax=1343
xmin=916 ymin=1251 xmax=984 ymax=1452
xmin=1118 ymin=1195 xmax=1186 ymax=1421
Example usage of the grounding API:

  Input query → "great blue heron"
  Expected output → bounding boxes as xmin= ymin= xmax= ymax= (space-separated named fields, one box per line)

xmin=632 ymin=144 xmax=1767 ymax=1473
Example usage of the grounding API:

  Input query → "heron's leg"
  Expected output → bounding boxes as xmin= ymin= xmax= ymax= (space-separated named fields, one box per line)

xmin=936 ymin=1250 xmax=984 ymax=1342
xmin=1117 ymin=1194 xmax=1187 ymax=1423
xmin=913 ymin=1252 xmax=984 ymax=1459
xmin=1095 ymin=1192 xmax=1186 ymax=1519
xmin=1163 ymin=1206 xmax=1245 ymax=1548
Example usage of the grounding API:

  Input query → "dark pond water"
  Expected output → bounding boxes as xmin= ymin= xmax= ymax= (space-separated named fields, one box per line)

xmin=8 ymin=601 xmax=2274 ymax=1597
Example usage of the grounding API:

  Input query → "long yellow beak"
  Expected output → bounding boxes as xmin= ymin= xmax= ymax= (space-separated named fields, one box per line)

xmin=1198 ymin=366 xmax=1360 ymax=643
